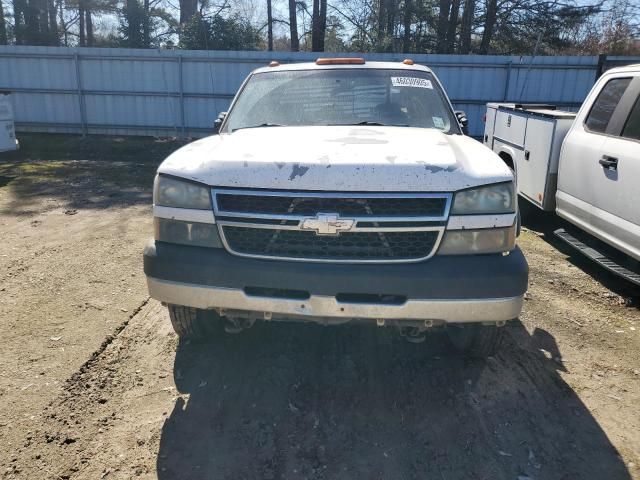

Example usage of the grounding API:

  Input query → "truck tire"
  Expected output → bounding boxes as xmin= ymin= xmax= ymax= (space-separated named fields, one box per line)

xmin=446 ymin=323 xmax=504 ymax=357
xmin=167 ymin=304 xmax=221 ymax=340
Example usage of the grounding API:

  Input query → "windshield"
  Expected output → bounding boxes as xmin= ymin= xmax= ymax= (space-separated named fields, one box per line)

xmin=223 ymin=68 xmax=459 ymax=134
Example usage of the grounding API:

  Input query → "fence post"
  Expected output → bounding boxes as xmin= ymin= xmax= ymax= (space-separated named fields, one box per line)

xmin=178 ymin=55 xmax=185 ymax=139
xmin=596 ymin=54 xmax=607 ymax=80
xmin=503 ymin=61 xmax=512 ymax=101
xmin=74 ymin=53 xmax=87 ymax=136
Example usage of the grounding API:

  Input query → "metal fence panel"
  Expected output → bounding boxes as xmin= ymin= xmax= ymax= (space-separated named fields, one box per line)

xmin=1 ymin=45 xmax=639 ymax=138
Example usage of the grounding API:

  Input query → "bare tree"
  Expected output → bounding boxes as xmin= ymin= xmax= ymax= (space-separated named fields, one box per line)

xmin=329 ymin=0 xmax=376 ymax=49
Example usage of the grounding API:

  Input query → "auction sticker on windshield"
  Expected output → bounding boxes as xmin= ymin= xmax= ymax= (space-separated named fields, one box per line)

xmin=391 ymin=77 xmax=433 ymax=89
xmin=432 ymin=116 xmax=445 ymax=129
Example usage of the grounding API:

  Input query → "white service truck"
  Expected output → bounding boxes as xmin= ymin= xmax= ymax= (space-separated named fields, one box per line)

xmin=484 ymin=64 xmax=640 ymax=286
xmin=143 ymin=58 xmax=529 ymax=356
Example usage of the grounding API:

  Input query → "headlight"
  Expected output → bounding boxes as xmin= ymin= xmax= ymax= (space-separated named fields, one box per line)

xmin=451 ymin=183 xmax=514 ymax=215
xmin=154 ymin=175 xmax=211 ymax=210
xmin=437 ymin=225 xmax=516 ymax=255
xmin=154 ymin=218 xmax=223 ymax=248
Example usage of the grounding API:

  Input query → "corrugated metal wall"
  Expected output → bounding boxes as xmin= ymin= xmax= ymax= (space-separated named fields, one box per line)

xmin=0 ymin=46 xmax=629 ymax=138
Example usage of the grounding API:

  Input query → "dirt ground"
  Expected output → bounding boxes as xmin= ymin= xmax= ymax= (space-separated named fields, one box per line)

xmin=0 ymin=134 xmax=638 ymax=480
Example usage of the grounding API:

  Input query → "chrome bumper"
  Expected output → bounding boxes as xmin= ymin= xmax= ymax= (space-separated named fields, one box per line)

xmin=147 ymin=277 xmax=524 ymax=324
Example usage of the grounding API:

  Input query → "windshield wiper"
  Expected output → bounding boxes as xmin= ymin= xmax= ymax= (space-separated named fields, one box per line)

xmin=231 ymin=123 xmax=285 ymax=132
xmin=329 ymin=121 xmax=409 ymax=127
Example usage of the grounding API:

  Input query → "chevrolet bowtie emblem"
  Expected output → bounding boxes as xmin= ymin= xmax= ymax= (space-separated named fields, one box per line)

xmin=300 ymin=213 xmax=356 ymax=236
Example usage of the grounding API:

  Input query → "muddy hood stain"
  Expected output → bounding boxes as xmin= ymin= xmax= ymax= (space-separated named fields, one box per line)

xmin=159 ymin=126 xmax=512 ymax=192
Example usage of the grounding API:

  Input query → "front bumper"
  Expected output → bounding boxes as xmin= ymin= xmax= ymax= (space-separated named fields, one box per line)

xmin=143 ymin=241 xmax=528 ymax=324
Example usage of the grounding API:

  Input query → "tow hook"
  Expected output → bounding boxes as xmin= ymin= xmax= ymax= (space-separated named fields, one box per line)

xmin=400 ymin=327 xmax=426 ymax=344
xmin=224 ymin=317 xmax=255 ymax=334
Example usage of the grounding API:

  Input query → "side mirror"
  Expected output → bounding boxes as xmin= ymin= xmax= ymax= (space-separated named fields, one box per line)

xmin=455 ymin=110 xmax=468 ymax=135
xmin=213 ymin=111 xmax=228 ymax=134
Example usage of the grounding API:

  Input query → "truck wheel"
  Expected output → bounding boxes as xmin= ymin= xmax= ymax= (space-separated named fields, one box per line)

xmin=446 ymin=323 xmax=504 ymax=357
xmin=167 ymin=304 xmax=221 ymax=340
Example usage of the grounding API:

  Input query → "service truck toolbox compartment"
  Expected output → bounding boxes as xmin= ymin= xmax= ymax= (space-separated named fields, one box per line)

xmin=485 ymin=103 xmax=575 ymax=211
xmin=494 ymin=108 xmax=528 ymax=146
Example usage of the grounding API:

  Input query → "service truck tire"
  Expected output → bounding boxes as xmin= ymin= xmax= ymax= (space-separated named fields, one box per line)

xmin=167 ymin=304 xmax=221 ymax=340
xmin=446 ymin=323 xmax=504 ymax=357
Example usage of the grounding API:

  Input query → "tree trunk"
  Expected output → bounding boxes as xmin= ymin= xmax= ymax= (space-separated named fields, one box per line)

xmin=377 ymin=0 xmax=389 ymax=44
xmin=311 ymin=0 xmax=320 ymax=51
xmin=47 ymin=0 xmax=59 ymax=45
xmin=267 ymin=0 xmax=273 ymax=51
xmin=78 ymin=0 xmax=85 ymax=46
xmin=38 ymin=0 xmax=50 ymax=39
xmin=179 ymin=0 xmax=197 ymax=25
xmin=402 ymin=0 xmax=411 ymax=52
xmin=445 ymin=0 xmax=460 ymax=53
xmin=288 ymin=0 xmax=299 ymax=51
xmin=143 ymin=0 xmax=150 ymax=47
xmin=436 ymin=0 xmax=450 ymax=53
xmin=23 ymin=0 xmax=40 ymax=43
xmin=459 ymin=0 xmax=473 ymax=53
xmin=58 ymin=0 xmax=67 ymax=45
xmin=126 ymin=0 xmax=138 ymax=46
xmin=318 ymin=0 xmax=326 ymax=51
xmin=385 ymin=0 xmax=395 ymax=41
xmin=479 ymin=0 xmax=496 ymax=54
xmin=12 ymin=0 xmax=23 ymax=43
xmin=85 ymin=9 xmax=93 ymax=46
xmin=0 ymin=0 xmax=7 ymax=44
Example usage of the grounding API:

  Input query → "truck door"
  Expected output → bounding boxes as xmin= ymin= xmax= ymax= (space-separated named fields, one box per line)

xmin=556 ymin=76 xmax=633 ymax=234
xmin=590 ymin=78 xmax=640 ymax=260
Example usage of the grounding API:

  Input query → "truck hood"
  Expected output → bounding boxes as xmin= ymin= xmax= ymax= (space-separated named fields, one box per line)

xmin=159 ymin=126 xmax=512 ymax=192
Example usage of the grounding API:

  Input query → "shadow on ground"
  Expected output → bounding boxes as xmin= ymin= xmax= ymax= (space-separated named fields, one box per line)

xmin=0 ymin=134 xmax=186 ymax=215
xmin=157 ymin=321 xmax=630 ymax=480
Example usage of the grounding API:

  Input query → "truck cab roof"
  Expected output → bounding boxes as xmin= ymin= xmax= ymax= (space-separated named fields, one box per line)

xmin=603 ymin=63 xmax=640 ymax=75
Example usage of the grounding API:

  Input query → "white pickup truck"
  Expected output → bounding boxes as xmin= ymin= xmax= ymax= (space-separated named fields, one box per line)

xmin=0 ymin=92 xmax=19 ymax=153
xmin=484 ymin=64 xmax=640 ymax=286
xmin=143 ymin=58 xmax=529 ymax=356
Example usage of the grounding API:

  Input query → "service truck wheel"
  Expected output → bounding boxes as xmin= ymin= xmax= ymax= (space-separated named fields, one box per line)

xmin=446 ymin=324 xmax=504 ymax=357
xmin=167 ymin=304 xmax=221 ymax=340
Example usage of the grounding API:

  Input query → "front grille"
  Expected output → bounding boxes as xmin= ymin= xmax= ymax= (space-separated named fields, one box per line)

xmin=213 ymin=189 xmax=452 ymax=263
xmin=222 ymin=226 xmax=439 ymax=261
xmin=216 ymin=194 xmax=447 ymax=217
